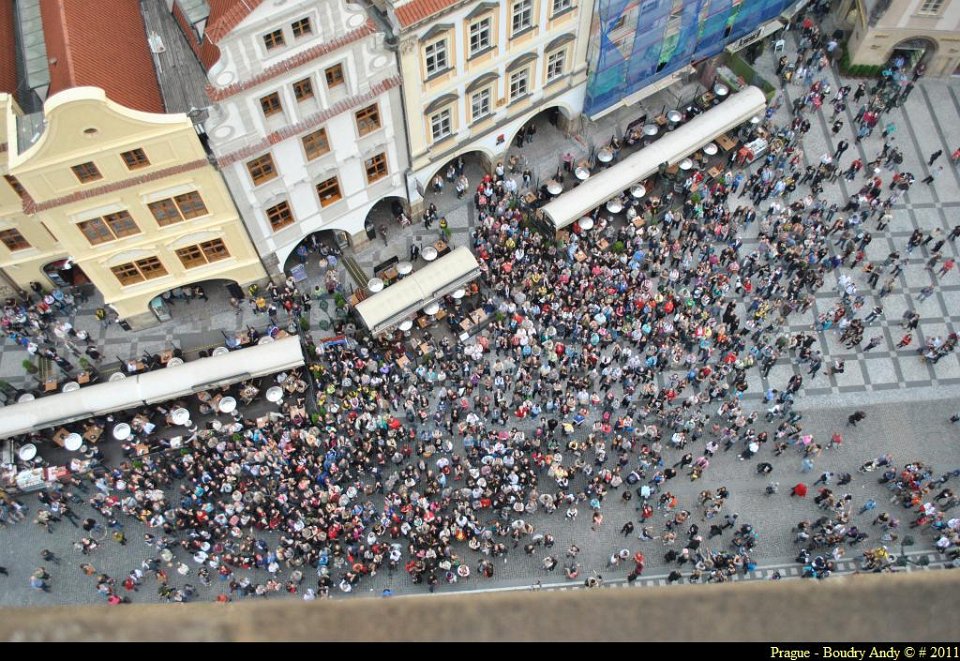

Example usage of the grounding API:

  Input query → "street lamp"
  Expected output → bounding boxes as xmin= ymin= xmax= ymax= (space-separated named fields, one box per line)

xmin=895 ymin=536 xmax=930 ymax=567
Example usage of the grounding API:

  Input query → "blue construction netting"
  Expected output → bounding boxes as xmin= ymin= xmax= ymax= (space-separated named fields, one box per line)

xmin=585 ymin=0 xmax=792 ymax=116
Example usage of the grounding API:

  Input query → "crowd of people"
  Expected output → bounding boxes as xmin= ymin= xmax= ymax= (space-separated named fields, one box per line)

xmin=2 ymin=13 xmax=960 ymax=604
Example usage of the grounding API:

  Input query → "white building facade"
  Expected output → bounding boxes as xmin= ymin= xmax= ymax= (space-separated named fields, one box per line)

xmin=200 ymin=0 xmax=410 ymax=275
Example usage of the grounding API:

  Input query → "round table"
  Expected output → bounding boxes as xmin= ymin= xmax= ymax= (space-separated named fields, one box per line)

xmin=64 ymin=433 xmax=83 ymax=452
xmin=266 ymin=386 xmax=284 ymax=403
xmin=18 ymin=443 xmax=37 ymax=461
xmin=597 ymin=149 xmax=613 ymax=163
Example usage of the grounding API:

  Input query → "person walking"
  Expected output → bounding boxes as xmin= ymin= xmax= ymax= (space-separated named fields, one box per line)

xmin=922 ymin=165 xmax=944 ymax=185
xmin=896 ymin=333 xmax=913 ymax=349
xmin=848 ymin=410 xmax=867 ymax=426
xmin=928 ymin=149 xmax=943 ymax=166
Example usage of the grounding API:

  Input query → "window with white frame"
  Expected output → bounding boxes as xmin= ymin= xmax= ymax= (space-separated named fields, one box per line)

xmin=552 ymin=0 xmax=572 ymax=14
xmin=512 ymin=0 xmax=533 ymax=34
xmin=470 ymin=17 xmax=492 ymax=55
xmin=917 ymin=0 xmax=946 ymax=14
xmin=425 ymin=39 xmax=448 ymax=76
xmin=510 ymin=69 xmax=529 ymax=99
xmin=471 ymin=89 xmax=491 ymax=121
xmin=547 ymin=50 xmax=566 ymax=81
xmin=430 ymin=108 xmax=452 ymax=141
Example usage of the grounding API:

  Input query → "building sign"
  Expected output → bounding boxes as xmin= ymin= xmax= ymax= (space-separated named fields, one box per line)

xmin=727 ymin=20 xmax=785 ymax=52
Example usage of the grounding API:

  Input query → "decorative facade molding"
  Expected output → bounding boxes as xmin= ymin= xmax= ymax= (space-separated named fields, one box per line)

xmin=24 ymin=159 xmax=210 ymax=214
xmin=205 ymin=20 xmax=377 ymax=101
xmin=215 ymin=75 xmax=402 ymax=168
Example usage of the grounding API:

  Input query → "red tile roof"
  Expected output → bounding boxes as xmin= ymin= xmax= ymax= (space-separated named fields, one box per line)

xmin=172 ymin=1 xmax=223 ymax=71
xmin=0 ymin=0 xmax=18 ymax=96
xmin=395 ymin=0 xmax=461 ymax=28
xmin=204 ymin=0 xmax=266 ymax=44
xmin=39 ymin=0 xmax=165 ymax=113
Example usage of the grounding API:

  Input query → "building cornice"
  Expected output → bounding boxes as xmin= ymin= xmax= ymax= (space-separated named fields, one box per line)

xmin=22 ymin=159 xmax=211 ymax=214
xmin=206 ymin=19 xmax=378 ymax=102
xmin=215 ymin=75 xmax=402 ymax=168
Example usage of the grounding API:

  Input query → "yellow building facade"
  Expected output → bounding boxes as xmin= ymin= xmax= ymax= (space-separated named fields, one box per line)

xmin=3 ymin=87 xmax=265 ymax=329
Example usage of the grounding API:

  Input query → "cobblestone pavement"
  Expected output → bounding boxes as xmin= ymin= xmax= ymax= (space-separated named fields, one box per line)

xmin=1 ymin=25 xmax=960 ymax=606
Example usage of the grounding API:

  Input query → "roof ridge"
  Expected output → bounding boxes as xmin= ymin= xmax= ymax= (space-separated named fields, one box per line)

xmin=55 ymin=0 xmax=77 ymax=88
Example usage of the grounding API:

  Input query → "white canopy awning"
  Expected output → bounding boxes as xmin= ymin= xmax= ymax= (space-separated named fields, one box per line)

xmin=0 ymin=336 xmax=305 ymax=439
xmin=541 ymin=86 xmax=767 ymax=231
xmin=354 ymin=246 xmax=481 ymax=334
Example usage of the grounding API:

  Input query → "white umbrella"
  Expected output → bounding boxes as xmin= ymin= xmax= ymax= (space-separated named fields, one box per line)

xmin=547 ymin=180 xmax=563 ymax=195
xmin=452 ymin=288 xmax=466 ymax=299
xmin=606 ymin=199 xmax=623 ymax=214
xmin=422 ymin=246 xmax=438 ymax=262
xmin=266 ymin=386 xmax=284 ymax=403
xmin=367 ymin=277 xmax=384 ymax=293
xmin=423 ymin=302 xmax=440 ymax=316
xmin=109 ymin=372 xmax=127 ymax=382
xmin=703 ymin=143 xmax=719 ymax=156
xmin=171 ymin=408 xmax=191 ymax=426
xmin=218 ymin=396 xmax=237 ymax=414
xmin=61 ymin=381 xmax=80 ymax=393
xmin=212 ymin=346 xmax=229 ymax=356
xmin=258 ymin=336 xmax=275 ymax=345
xmin=679 ymin=158 xmax=694 ymax=170
xmin=631 ymin=184 xmax=647 ymax=198
xmin=750 ymin=115 xmax=761 ymax=125
xmin=575 ymin=167 xmax=590 ymax=181
xmin=167 ymin=357 xmax=184 ymax=367
xmin=578 ymin=217 xmax=594 ymax=231
xmin=597 ymin=149 xmax=613 ymax=163
xmin=714 ymin=82 xmax=729 ymax=97
xmin=397 ymin=261 xmax=413 ymax=275
xmin=643 ymin=124 xmax=659 ymax=136
xmin=18 ymin=443 xmax=37 ymax=461
xmin=17 ymin=393 xmax=34 ymax=403
xmin=112 ymin=423 xmax=132 ymax=441
xmin=64 ymin=433 xmax=83 ymax=452
xmin=398 ymin=319 xmax=413 ymax=332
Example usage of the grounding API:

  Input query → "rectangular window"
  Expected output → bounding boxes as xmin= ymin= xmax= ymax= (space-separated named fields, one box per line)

xmin=302 ymin=128 xmax=330 ymax=160
xmin=0 ymin=228 xmax=30 ymax=252
xmin=263 ymin=29 xmax=285 ymax=50
xmin=552 ymin=0 xmax=572 ymax=14
xmin=247 ymin=154 xmax=277 ymax=185
xmin=469 ymin=18 xmax=491 ymax=55
xmin=293 ymin=78 xmax=314 ymax=101
xmin=325 ymin=63 xmax=345 ymax=88
xmin=120 ymin=148 xmax=150 ymax=170
xmin=425 ymin=39 xmax=448 ymax=76
xmin=510 ymin=69 xmax=529 ymax=99
xmin=77 ymin=212 xmax=141 ymax=245
xmin=365 ymin=153 xmax=388 ymax=183
xmin=111 ymin=257 xmax=167 ymax=285
xmin=512 ymin=0 xmax=533 ymax=34
xmin=260 ymin=92 xmax=283 ymax=117
xmin=176 ymin=239 xmax=230 ymax=269
xmin=291 ymin=17 xmax=312 ymax=38
xmin=71 ymin=162 xmax=102 ymax=183
xmin=147 ymin=198 xmax=182 ymax=227
xmin=547 ymin=50 xmax=566 ymax=81
xmin=174 ymin=191 xmax=208 ymax=219
xmin=355 ymin=104 xmax=381 ymax=136
xmin=918 ymin=0 xmax=945 ymax=14
xmin=266 ymin=201 xmax=294 ymax=232
xmin=316 ymin=177 xmax=342 ymax=208
xmin=471 ymin=89 xmax=491 ymax=121
xmin=430 ymin=109 xmax=452 ymax=141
